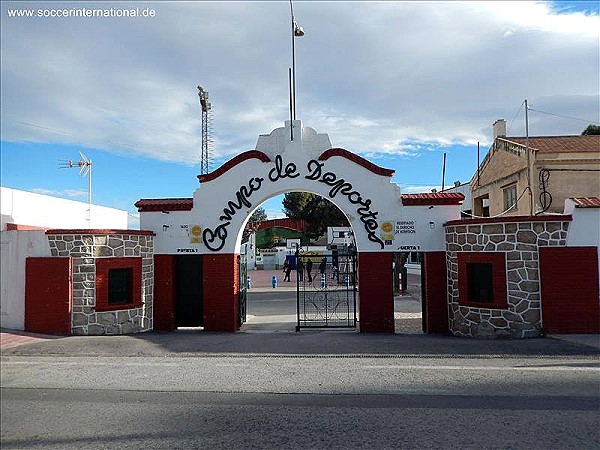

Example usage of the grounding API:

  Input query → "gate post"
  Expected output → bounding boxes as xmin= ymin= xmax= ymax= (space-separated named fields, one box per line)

xmin=202 ymin=253 xmax=239 ymax=332
xmin=422 ymin=252 xmax=449 ymax=333
xmin=153 ymin=255 xmax=177 ymax=332
xmin=358 ymin=252 xmax=394 ymax=333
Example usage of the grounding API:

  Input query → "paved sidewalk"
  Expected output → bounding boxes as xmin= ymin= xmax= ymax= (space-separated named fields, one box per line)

xmin=2 ymin=327 xmax=599 ymax=358
xmin=1 ymin=329 xmax=63 ymax=351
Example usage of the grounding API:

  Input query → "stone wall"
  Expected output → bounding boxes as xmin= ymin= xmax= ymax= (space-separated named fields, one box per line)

xmin=445 ymin=218 xmax=570 ymax=338
xmin=46 ymin=230 xmax=154 ymax=335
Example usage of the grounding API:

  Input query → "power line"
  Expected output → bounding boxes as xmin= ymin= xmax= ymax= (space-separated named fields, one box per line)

xmin=528 ymin=107 xmax=600 ymax=125
xmin=506 ymin=100 xmax=525 ymax=135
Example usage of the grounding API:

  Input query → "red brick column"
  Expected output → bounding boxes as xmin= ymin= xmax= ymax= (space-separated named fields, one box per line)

xmin=153 ymin=255 xmax=176 ymax=332
xmin=25 ymin=257 xmax=72 ymax=335
xmin=540 ymin=247 xmax=599 ymax=334
xmin=358 ymin=252 xmax=394 ymax=333
xmin=423 ymin=252 xmax=449 ymax=333
xmin=202 ymin=253 xmax=239 ymax=332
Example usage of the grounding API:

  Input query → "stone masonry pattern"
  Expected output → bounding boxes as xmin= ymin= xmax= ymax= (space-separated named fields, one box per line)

xmin=445 ymin=220 xmax=570 ymax=338
xmin=48 ymin=233 xmax=154 ymax=335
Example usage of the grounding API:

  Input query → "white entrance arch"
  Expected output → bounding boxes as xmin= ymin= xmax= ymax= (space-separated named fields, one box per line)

xmin=138 ymin=121 xmax=462 ymax=332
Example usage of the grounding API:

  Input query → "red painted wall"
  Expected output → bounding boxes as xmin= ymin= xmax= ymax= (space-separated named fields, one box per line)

xmin=202 ymin=253 xmax=239 ymax=332
xmin=153 ymin=255 xmax=176 ymax=332
xmin=540 ymin=247 xmax=599 ymax=334
xmin=358 ymin=252 xmax=394 ymax=333
xmin=25 ymin=257 xmax=72 ymax=335
xmin=422 ymin=252 xmax=449 ymax=333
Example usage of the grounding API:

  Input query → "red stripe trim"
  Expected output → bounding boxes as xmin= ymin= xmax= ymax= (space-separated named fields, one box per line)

xmin=445 ymin=215 xmax=573 ymax=226
xmin=318 ymin=148 xmax=395 ymax=177
xmin=46 ymin=229 xmax=155 ymax=235
xmin=198 ymin=150 xmax=272 ymax=183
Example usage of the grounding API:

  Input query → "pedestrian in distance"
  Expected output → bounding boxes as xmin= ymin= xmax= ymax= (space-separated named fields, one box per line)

xmin=283 ymin=259 xmax=291 ymax=282
xmin=306 ymin=258 xmax=313 ymax=282
xmin=332 ymin=261 xmax=339 ymax=282
xmin=297 ymin=258 xmax=304 ymax=281
xmin=319 ymin=257 xmax=327 ymax=276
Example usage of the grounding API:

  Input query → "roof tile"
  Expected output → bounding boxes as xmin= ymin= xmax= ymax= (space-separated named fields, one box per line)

xmin=505 ymin=135 xmax=600 ymax=153
xmin=571 ymin=197 xmax=600 ymax=208
xmin=401 ymin=192 xmax=465 ymax=206
xmin=135 ymin=198 xmax=193 ymax=212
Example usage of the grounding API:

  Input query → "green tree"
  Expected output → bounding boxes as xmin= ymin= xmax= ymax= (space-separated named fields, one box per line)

xmin=242 ymin=206 xmax=267 ymax=243
xmin=248 ymin=206 xmax=267 ymax=223
xmin=582 ymin=124 xmax=600 ymax=135
xmin=282 ymin=192 xmax=348 ymax=240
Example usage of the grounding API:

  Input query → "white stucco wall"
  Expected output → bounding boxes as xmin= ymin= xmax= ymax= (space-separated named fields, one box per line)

xmin=1 ymin=187 xmax=128 ymax=230
xmin=0 ymin=230 xmax=51 ymax=330
xmin=564 ymin=201 xmax=600 ymax=248
xmin=141 ymin=121 xmax=462 ymax=255
xmin=564 ymin=200 xmax=600 ymax=276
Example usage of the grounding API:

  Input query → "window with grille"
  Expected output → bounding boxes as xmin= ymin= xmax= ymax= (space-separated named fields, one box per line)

xmin=467 ymin=263 xmax=493 ymax=303
xmin=503 ymin=184 xmax=517 ymax=211
xmin=108 ymin=268 xmax=133 ymax=305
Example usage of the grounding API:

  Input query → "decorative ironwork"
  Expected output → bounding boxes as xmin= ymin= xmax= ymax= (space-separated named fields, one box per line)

xmin=238 ymin=253 xmax=248 ymax=327
xmin=538 ymin=168 xmax=552 ymax=214
xmin=296 ymin=248 xmax=357 ymax=330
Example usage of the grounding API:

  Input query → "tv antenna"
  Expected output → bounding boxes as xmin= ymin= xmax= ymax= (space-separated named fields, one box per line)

xmin=59 ymin=151 xmax=93 ymax=228
xmin=197 ymin=85 xmax=213 ymax=174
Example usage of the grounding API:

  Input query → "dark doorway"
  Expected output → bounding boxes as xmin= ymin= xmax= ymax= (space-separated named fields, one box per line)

xmin=175 ymin=255 xmax=203 ymax=327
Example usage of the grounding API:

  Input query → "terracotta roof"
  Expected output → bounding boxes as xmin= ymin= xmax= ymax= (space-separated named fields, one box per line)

xmin=401 ymin=192 xmax=464 ymax=206
xmin=571 ymin=197 xmax=600 ymax=208
xmin=135 ymin=198 xmax=193 ymax=212
xmin=504 ymin=135 xmax=600 ymax=153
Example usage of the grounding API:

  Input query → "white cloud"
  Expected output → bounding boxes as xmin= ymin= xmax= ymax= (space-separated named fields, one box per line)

xmin=1 ymin=1 xmax=597 ymax=163
xmin=31 ymin=188 xmax=87 ymax=199
xmin=400 ymin=185 xmax=442 ymax=195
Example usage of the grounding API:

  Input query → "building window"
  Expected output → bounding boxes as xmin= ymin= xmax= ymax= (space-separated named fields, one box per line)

xmin=95 ymin=257 xmax=142 ymax=312
xmin=467 ymin=263 xmax=493 ymax=303
xmin=108 ymin=268 xmax=133 ymax=305
xmin=458 ymin=252 xmax=507 ymax=309
xmin=503 ymin=184 xmax=517 ymax=211
xmin=473 ymin=195 xmax=490 ymax=217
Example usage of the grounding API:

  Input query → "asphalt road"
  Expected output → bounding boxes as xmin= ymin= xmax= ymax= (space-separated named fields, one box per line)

xmin=2 ymin=354 xmax=599 ymax=449
xmin=2 ymin=284 xmax=599 ymax=449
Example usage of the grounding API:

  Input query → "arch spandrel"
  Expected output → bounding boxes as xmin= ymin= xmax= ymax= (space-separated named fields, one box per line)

xmin=191 ymin=121 xmax=403 ymax=254
xmin=143 ymin=121 xmax=461 ymax=255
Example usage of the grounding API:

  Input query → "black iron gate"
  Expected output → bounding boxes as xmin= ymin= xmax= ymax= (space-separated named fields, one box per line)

xmin=296 ymin=249 xmax=357 ymax=330
xmin=238 ymin=253 xmax=248 ymax=328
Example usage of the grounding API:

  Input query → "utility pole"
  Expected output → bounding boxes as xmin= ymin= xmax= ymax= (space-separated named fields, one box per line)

xmin=525 ymin=99 xmax=533 ymax=215
xmin=441 ymin=152 xmax=447 ymax=191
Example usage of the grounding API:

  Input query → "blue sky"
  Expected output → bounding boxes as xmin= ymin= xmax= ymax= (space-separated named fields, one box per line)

xmin=1 ymin=1 xmax=598 ymax=227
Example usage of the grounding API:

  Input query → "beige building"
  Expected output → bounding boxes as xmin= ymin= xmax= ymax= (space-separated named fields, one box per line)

xmin=471 ymin=120 xmax=600 ymax=217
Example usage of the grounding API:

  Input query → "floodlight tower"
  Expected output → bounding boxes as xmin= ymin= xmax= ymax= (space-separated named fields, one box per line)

xmin=197 ymin=85 xmax=213 ymax=174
